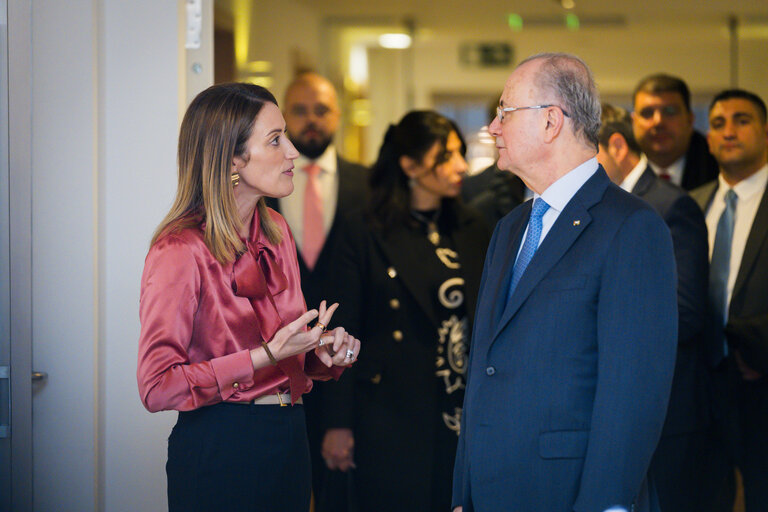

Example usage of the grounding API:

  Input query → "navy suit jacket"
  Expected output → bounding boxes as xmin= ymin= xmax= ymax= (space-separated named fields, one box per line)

xmin=632 ymin=167 xmax=710 ymax=436
xmin=453 ymin=167 xmax=678 ymax=512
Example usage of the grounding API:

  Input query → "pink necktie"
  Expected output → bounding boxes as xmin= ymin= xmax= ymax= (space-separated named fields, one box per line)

xmin=302 ymin=164 xmax=324 ymax=270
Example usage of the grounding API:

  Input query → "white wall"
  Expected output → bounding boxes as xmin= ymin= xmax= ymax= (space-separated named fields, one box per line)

xmin=409 ymin=21 xmax=767 ymax=113
xmin=101 ymin=2 xmax=180 ymax=510
xmin=29 ymin=0 xmax=183 ymax=510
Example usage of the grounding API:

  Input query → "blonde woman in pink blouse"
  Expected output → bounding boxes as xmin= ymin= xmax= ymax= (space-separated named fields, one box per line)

xmin=137 ymin=83 xmax=360 ymax=512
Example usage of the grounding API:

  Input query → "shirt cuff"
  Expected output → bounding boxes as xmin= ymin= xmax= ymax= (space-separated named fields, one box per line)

xmin=210 ymin=349 xmax=255 ymax=400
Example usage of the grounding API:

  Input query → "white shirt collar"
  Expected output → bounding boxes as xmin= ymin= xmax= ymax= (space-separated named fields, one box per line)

xmin=723 ymin=164 xmax=768 ymax=203
xmin=646 ymin=153 xmax=686 ymax=185
xmin=537 ymin=157 xmax=600 ymax=213
xmin=619 ymin=154 xmax=649 ymax=193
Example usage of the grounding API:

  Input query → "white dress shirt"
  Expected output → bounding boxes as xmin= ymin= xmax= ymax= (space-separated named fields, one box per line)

xmin=647 ymin=154 xmax=685 ymax=187
xmin=516 ymin=157 xmax=599 ymax=260
xmin=705 ymin=164 xmax=768 ymax=309
xmin=278 ymin=145 xmax=339 ymax=252
xmin=619 ymin=154 xmax=649 ymax=193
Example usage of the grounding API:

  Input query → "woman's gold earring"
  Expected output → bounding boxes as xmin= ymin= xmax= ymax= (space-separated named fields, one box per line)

xmin=231 ymin=173 xmax=240 ymax=187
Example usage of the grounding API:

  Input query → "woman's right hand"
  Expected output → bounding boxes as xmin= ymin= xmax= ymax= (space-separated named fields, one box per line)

xmin=266 ymin=301 xmax=339 ymax=362
xmin=322 ymin=428 xmax=355 ymax=471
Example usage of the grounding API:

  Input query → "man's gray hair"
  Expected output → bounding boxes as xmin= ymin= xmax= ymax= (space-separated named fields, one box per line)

xmin=518 ymin=53 xmax=601 ymax=150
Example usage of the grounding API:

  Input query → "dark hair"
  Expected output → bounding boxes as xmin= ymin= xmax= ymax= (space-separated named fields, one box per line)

xmin=368 ymin=110 xmax=456 ymax=231
xmin=633 ymin=73 xmax=691 ymax=112
xmin=152 ymin=83 xmax=282 ymax=263
xmin=599 ymin=103 xmax=642 ymax=155
xmin=709 ymin=89 xmax=767 ymax=124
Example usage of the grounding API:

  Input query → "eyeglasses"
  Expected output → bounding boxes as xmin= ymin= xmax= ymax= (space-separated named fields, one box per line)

xmin=496 ymin=104 xmax=571 ymax=122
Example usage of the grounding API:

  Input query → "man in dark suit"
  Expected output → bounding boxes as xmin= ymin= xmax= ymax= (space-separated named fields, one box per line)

xmin=691 ymin=89 xmax=768 ymax=512
xmin=598 ymin=103 xmax=711 ymax=511
xmin=632 ymin=74 xmax=719 ymax=191
xmin=265 ymin=71 xmax=367 ymax=505
xmin=452 ymin=53 xmax=678 ymax=512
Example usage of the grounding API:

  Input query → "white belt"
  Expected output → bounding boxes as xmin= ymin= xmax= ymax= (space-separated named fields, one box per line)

xmin=236 ymin=392 xmax=301 ymax=407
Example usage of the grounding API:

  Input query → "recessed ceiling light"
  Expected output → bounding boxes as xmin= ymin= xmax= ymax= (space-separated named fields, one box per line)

xmin=379 ymin=33 xmax=412 ymax=49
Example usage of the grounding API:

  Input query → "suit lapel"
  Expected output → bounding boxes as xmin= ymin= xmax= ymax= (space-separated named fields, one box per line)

xmin=631 ymin=166 xmax=656 ymax=197
xmin=733 ymin=185 xmax=768 ymax=299
xmin=372 ymin=227 xmax=441 ymax=327
xmin=487 ymin=203 xmax=529 ymax=331
xmin=452 ymin=212 xmax=487 ymax=323
xmin=491 ymin=170 xmax=608 ymax=343
xmin=691 ymin=182 xmax=718 ymax=212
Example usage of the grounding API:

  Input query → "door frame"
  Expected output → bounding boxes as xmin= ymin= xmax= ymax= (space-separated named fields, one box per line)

xmin=6 ymin=0 xmax=33 ymax=509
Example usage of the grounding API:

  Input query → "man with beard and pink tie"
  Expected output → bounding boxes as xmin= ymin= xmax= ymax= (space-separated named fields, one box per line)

xmin=265 ymin=72 xmax=367 ymax=509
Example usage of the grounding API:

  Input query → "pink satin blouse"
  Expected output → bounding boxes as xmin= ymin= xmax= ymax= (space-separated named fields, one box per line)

xmin=137 ymin=207 xmax=342 ymax=412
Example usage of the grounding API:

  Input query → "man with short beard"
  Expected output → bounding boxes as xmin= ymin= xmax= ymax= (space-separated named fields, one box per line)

xmin=266 ymin=72 xmax=367 ymax=510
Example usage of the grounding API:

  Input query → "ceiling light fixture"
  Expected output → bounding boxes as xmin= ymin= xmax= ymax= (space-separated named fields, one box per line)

xmin=379 ymin=33 xmax=412 ymax=49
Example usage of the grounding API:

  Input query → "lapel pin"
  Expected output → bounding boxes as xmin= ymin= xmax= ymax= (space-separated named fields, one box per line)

xmin=573 ymin=220 xmax=581 ymax=226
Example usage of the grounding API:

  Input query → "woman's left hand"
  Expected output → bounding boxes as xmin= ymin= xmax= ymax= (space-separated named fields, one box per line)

xmin=314 ymin=301 xmax=361 ymax=367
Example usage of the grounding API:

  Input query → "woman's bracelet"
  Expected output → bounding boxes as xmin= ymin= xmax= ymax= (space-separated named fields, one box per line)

xmin=261 ymin=341 xmax=278 ymax=366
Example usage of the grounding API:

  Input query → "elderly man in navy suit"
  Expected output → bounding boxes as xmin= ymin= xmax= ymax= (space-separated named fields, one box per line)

xmin=452 ymin=53 xmax=678 ymax=512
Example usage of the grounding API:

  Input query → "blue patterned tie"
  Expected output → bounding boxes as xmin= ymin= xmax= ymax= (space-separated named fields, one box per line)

xmin=709 ymin=189 xmax=737 ymax=355
xmin=509 ymin=198 xmax=550 ymax=299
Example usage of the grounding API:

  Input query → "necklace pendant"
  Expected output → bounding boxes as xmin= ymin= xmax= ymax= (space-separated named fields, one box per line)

xmin=427 ymin=222 xmax=440 ymax=246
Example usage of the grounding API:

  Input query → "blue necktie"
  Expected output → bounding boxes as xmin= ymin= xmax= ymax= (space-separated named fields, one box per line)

xmin=709 ymin=189 xmax=737 ymax=355
xmin=509 ymin=198 xmax=550 ymax=300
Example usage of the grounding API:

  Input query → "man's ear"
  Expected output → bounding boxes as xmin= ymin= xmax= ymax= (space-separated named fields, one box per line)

xmin=608 ymin=132 xmax=630 ymax=163
xmin=542 ymin=106 xmax=565 ymax=143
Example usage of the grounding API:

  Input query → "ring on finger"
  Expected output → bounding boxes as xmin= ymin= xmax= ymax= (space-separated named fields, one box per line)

xmin=345 ymin=348 xmax=355 ymax=360
xmin=315 ymin=322 xmax=327 ymax=332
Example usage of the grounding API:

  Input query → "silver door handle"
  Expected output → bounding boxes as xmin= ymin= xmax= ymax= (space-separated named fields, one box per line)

xmin=31 ymin=371 xmax=47 ymax=382
xmin=0 ymin=366 xmax=8 ymax=438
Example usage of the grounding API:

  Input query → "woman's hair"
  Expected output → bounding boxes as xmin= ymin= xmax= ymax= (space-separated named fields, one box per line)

xmin=368 ymin=110 xmax=457 ymax=231
xmin=151 ymin=83 xmax=283 ymax=263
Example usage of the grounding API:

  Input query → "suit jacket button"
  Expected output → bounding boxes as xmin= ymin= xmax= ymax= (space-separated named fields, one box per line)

xmin=389 ymin=298 xmax=400 ymax=309
xmin=387 ymin=267 xmax=397 ymax=278
xmin=486 ymin=366 xmax=496 ymax=376
xmin=393 ymin=330 xmax=403 ymax=342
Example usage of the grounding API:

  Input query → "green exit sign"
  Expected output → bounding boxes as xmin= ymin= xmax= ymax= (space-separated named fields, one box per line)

xmin=459 ymin=42 xmax=513 ymax=68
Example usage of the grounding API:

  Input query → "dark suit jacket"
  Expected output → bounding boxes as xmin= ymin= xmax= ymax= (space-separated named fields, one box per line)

xmin=632 ymin=166 xmax=710 ymax=435
xmin=462 ymin=164 xmax=526 ymax=230
xmin=265 ymin=156 xmax=368 ymax=313
xmin=453 ymin=167 xmax=678 ymax=512
xmin=324 ymin=203 xmax=490 ymax=512
xmin=692 ymin=180 xmax=768 ymax=373
xmin=265 ymin=155 xmax=367 ymax=503
xmin=681 ymin=131 xmax=720 ymax=191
